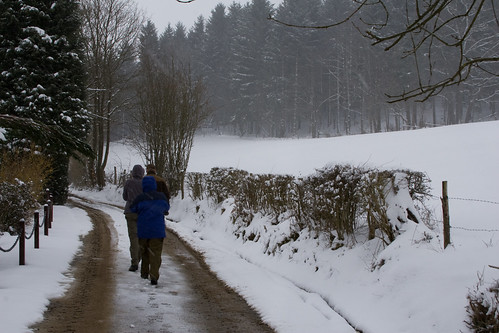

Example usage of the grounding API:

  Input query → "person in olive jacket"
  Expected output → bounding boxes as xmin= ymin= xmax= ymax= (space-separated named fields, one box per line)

xmin=145 ymin=164 xmax=171 ymax=200
xmin=130 ymin=176 xmax=170 ymax=285
xmin=122 ymin=164 xmax=144 ymax=272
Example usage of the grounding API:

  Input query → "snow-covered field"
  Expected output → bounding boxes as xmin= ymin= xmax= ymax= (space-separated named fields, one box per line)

xmin=1 ymin=120 xmax=498 ymax=332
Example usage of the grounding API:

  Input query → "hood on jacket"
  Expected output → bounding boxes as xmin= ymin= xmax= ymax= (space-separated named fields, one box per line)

xmin=132 ymin=164 xmax=145 ymax=179
xmin=142 ymin=176 xmax=157 ymax=193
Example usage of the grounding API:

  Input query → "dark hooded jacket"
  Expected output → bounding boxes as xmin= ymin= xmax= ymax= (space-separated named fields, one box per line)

xmin=130 ymin=176 xmax=170 ymax=239
xmin=123 ymin=164 xmax=145 ymax=214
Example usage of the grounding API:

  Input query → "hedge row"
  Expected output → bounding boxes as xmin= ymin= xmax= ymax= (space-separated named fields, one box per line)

xmin=186 ymin=165 xmax=431 ymax=245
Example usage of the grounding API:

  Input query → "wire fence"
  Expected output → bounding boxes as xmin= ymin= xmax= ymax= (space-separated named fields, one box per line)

xmin=0 ymin=197 xmax=53 ymax=265
xmin=451 ymin=225 xmax=499 ymax=232
xmin=428 ymin=184 xmax=499 ymax=244
xmin=429 ymin=193 xmax=499 ymax=206
xmin=448 ymin=197 xmax=499 ymax=206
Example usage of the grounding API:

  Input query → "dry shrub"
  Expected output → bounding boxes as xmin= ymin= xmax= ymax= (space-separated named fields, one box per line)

xmin=466 ymin=276 xmax=499 ymax=333
xmin=260 ymin=175 xmax=295 ymax=221
xmin=233 ymin=173 xmax=296 ymax=225
xmin=0 ymin=147 xmax=51 ymax=234
xmin=0 ymin=147 xmax=52 ymax=201
xmin=301 ymin=165 xmax=363 ymax=241
xmin=361 ymin=171 xmax=393 ymax=243
xmin=206 ymin=167 xmax=249 ymax=204
xmin=186 ymin=172 xmax=206 ymax=200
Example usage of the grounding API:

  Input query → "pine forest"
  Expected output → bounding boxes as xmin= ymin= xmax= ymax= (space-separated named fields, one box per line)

xmin=133 ymin=0 xmax=498 ymax=139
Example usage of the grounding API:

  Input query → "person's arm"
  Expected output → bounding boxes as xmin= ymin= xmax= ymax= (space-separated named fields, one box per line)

xmin=158 ymin=193 xmax=170 ymax=215
xmin=164 ymin=182 xmax=171 ymax=200
xmin=130 ymin=195 xmax=142 ymax=213
xmin=122 ymin=182 xmax=128 ymax=201
xmin=164 ymin=194 xmax=170 ymax=214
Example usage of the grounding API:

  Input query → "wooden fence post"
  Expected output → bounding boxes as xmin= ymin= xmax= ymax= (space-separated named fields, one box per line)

xmin=48 ymin=196 xmax=53 ymax=228
xmin=19 ymin=219 xmax=25 ymax=265
xmin=441 ymin=181 xmax=451 ymax=249
xmin=44 ymin=205 xmax=49 ymax=236
xmin=34 ymin=211 xmax=39 ymax=249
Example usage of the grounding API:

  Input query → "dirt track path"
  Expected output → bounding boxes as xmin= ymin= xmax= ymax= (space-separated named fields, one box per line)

xmin=31 ymin=199 xmax=274 ymax=333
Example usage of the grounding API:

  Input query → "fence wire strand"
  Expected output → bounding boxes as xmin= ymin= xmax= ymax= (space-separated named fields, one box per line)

xmin=448 ymin=197 xmax=499 ymax=205
xmin=429 ymin=193 xmax=499 ymax=205
xmin=428 ymin=193 xmax=498 ymax=233
xmin=451 ymin=226 xmax=499 ymax=233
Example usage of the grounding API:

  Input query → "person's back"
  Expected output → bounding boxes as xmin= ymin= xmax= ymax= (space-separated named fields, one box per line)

xmin=146 ymin=164 xmax=171 ymax=200
xmin=131 ymin=176 xmax=169 ymax=239
xmin=123 ymin=165 xmax=144 ymax=213
xmin=131 ymin=176 xmax=169 ymax=285
xmin=122 ymin=164 xmax=144 ymax=271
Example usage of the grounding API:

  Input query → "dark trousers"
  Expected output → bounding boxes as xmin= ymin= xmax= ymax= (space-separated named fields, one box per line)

xmin=139 ymin=238 xmax=164 ymax=281
xmin=125 ymin=213 xmax=140 ymax=266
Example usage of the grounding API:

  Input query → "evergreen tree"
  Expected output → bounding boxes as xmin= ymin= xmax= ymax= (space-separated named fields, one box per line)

xmin=0 ymin=0 xmax=91 ymax=204
xmin=274 ymin=0 xmax=323 ymax=136
xmin=204 ymin=4 xmax=233 ymax=130
xmin=231 ymin=0 xmax=277 ymax=136
xmin=140 ymin=21 xmax=160 ymax=62
xmin=158 ymin=22 xmax=190 ymax=67
xmin=158 ymin=23 xmax=175 ymax=61
xmin=188 ymin=16 xmax=207 ymax=79
xmin=173 ymin=23 xmax=189 ymax=62
xmin=225 ymin=2 xmax=248 ymax=135
xmin=0 ymin=0 xmax=22 ymax=114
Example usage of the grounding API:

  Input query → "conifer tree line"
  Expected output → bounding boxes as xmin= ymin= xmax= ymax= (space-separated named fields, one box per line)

xmin=0 ymin=0 xmax=91 ymax=204
xmin=0 ymin=0 xmax=497 ymax=204
xmin=1 ymin=0 xmax=209 ymax=199
xmin=151 ymin=0 xmax=498 ymax=138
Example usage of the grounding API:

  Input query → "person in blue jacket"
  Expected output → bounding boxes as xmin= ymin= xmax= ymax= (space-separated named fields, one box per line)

xmin=130 ymin=176 xmax=170 ymax=285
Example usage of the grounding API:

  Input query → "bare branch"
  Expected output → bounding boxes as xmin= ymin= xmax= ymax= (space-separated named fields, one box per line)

xmin=492 ymin=0 xmax=499 ymax=26
xmin=270 ymin=0 xmax=497 ymax=102
xmin=387 ymin=56 xmax=499 ymax=103
xmin=267 ymin=0 xmax=377 ymax=30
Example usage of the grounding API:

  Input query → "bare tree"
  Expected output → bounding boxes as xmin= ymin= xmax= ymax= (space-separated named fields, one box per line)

xmin=80 ymin=0 xmax=144 ymax=188
xmin=268 ymin=0 xmax=499 ymax=103
xmin=135 ymin=28 xmax=210 ymax=197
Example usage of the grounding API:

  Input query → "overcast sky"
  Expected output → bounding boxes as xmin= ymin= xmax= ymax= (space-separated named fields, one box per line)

xmin=135 ymin=0 xmax=281 ymax=32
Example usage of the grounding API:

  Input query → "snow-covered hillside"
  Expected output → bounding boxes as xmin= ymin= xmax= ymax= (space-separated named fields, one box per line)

xmin=2 ymin=121 xmax=498 ymax=333
xmin=106 ymin=120 xmax=499 ymax=333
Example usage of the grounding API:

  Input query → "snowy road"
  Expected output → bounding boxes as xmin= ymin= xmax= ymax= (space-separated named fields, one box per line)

xmin=111 ymin=219 xmax=274 ymax=332
xmin=33 ymin=197 xmax=273 ymax=332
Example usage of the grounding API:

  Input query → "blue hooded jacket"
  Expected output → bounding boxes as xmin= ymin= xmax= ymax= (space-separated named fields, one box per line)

xmin=130 ymin=176 xmax=170 ymax=239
